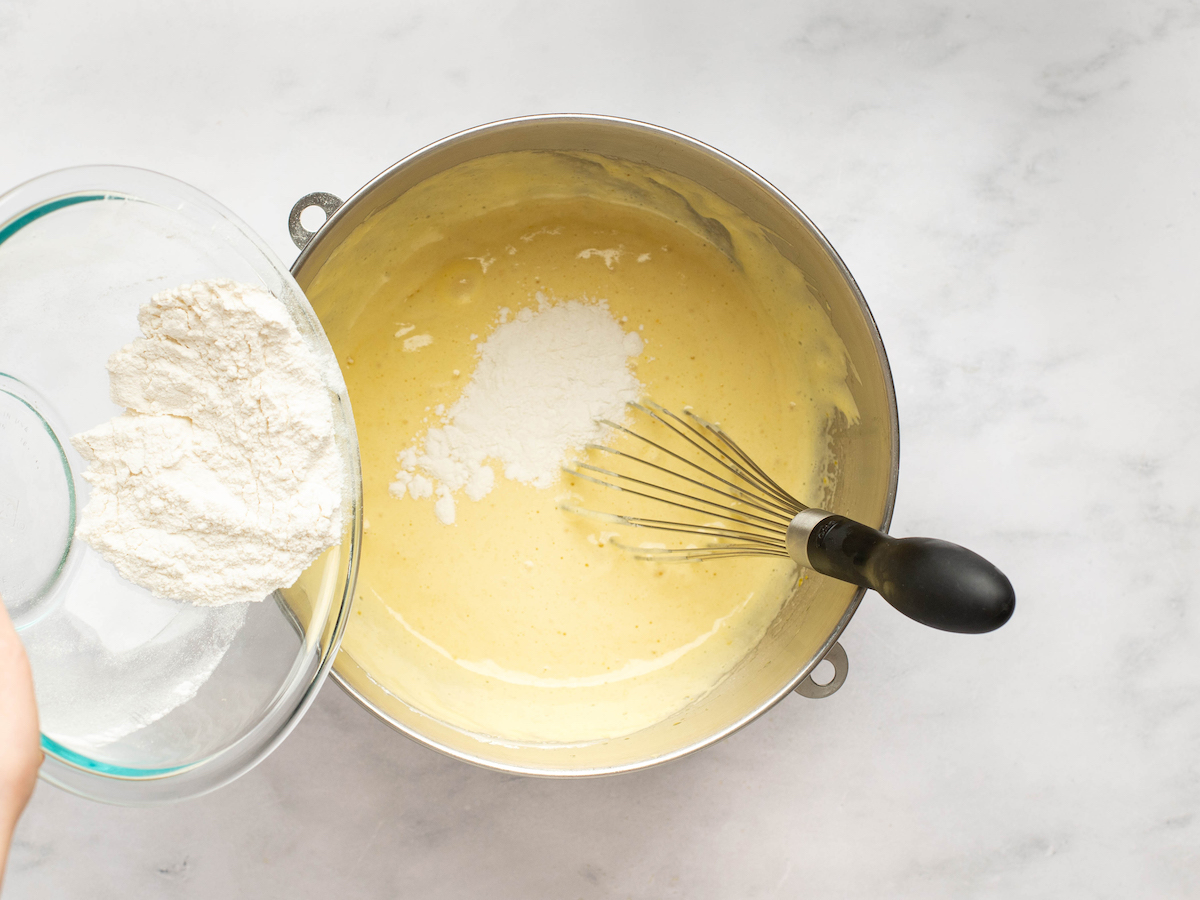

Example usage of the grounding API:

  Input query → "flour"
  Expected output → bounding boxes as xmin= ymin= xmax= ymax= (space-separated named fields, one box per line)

xmin=389 ymin=294 xmax=643 ymax=524
xmin=72 ymin=280 xmax=344 ymax=606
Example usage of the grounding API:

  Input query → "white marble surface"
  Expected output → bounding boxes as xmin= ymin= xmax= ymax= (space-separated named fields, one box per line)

xmin=4 ymin=0 xmax=1200 ymax=896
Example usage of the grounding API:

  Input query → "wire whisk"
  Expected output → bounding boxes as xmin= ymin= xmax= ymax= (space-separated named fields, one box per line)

xmin=563 ymin=401 xmax=810 ymax=561
xmin=562 ymin=401 xmax=1015 ymax=635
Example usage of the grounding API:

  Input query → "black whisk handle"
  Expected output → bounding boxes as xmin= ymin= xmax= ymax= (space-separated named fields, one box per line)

xmin=803 ymin=515 xmax=1015 ymax=634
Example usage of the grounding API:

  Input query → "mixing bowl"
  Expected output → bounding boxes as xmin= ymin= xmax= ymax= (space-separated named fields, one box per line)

xmin=289 ymin=115 xmax=899 ymax=775
xmin=0 ymin=167 xmax=362 ymax=803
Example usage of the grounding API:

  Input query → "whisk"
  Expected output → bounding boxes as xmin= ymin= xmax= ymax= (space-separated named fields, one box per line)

xmin=563 ymin=401 xmax=1014 ymax=634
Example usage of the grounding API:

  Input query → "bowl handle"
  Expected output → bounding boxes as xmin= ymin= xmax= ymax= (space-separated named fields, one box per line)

xmin=793 ymin=641 xmax=848 ymax=699
xmin=288 ymin=192 xmax=344 ymax=251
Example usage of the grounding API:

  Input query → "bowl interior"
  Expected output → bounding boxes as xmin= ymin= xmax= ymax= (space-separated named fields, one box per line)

xmin=0 ymin=167 xmax=361 ymax=803
xmin=294 ymin=117 xmax=897 ymax=775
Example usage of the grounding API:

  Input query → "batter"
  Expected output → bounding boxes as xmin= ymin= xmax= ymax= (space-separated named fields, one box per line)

xmin=305 ymin=152 xmax=857 ymax=744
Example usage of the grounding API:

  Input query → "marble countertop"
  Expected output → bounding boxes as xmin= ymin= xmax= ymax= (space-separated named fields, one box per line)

xmin=4 ymin=1 xmax=1199 ymax=896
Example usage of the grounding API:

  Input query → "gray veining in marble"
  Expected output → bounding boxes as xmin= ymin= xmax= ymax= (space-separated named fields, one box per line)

xmin=3 ymin=0 xmax=1200 ymax=896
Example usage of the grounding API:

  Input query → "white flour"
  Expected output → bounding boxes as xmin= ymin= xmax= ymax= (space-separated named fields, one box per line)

xmin=389 ymin=294 xmax=643 ymax=524
xmin=72 ymin=280 xmax=344 ymax=606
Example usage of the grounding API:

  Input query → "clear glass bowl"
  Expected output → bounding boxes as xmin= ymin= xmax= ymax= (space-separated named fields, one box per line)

xmin=0 ymin=167 xmax=362 ymax=804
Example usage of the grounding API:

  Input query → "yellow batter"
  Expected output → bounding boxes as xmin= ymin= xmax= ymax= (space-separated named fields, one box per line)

xmin=305 ymin=152 xmax=856 ymax=744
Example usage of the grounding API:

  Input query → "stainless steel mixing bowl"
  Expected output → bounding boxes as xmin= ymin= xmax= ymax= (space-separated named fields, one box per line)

xmin=289 ymin=115 xmax=899 ymax=775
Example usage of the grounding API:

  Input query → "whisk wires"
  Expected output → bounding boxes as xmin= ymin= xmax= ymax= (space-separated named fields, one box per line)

xmin=561 ymin=401 xmax=809 ymax=562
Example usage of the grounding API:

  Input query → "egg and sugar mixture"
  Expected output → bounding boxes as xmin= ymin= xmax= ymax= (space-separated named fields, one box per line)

xmin=305 ymin=152 xmax=857 ymax=744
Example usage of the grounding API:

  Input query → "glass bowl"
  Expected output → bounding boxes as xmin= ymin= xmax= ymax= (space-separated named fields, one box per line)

xmin=0 ymin=166 xmax=362 ymax=804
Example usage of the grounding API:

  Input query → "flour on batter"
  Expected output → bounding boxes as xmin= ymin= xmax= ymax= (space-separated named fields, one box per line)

xmin=388 ymin=294 xmax=643 ymax=525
